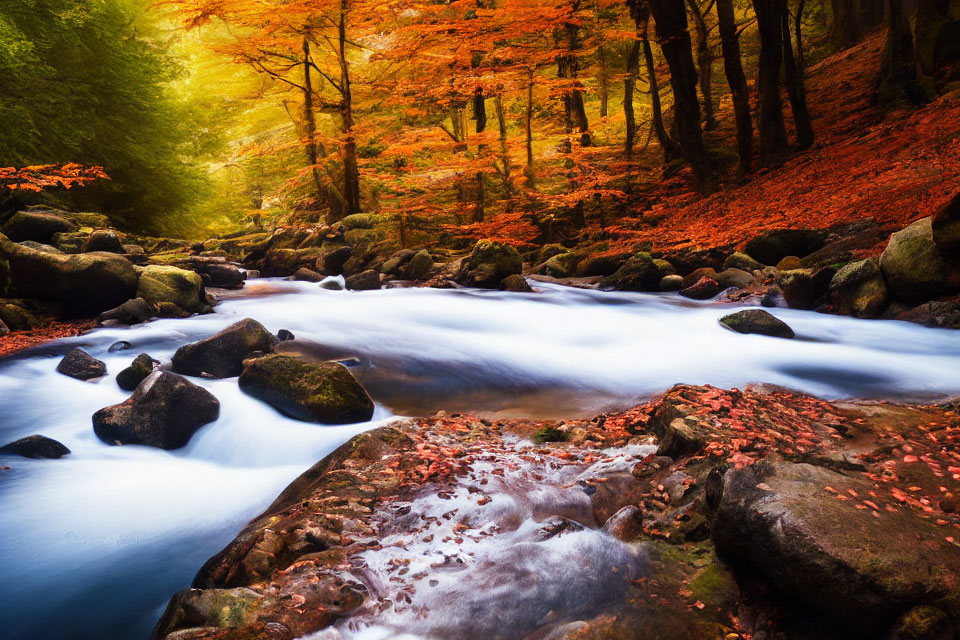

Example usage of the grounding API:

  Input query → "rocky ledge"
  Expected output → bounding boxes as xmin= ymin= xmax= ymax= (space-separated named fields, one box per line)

xmin=153 ymin=385 xmax=960 ymax=640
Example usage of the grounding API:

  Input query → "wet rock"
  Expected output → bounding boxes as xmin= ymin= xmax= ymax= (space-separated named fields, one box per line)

xmin=172 ymin=318 xmax=279 ymax=378
xmin=830 ymin=258 xmax=889 ymax=318
xmin=0 ymin=434 xmax=71 ymax=459
xmin=500 ymin=274 xmax=533 ymax=292
xmin=932 ymin=192 xmax=960 ymax=258
xmin=761 ymin=285 xmax=788 ymax=308
xmin=896 ymin=301 xmax=960 ymax=329
xmin=81 ymin=230 xmax=124 ymax=254
xmin=659 ymin=274 xmax=683 ymax=291
xmin=723 ymin=251 xmax=762 ymax=272
xmin=93 ymin=371 xmax=220 ymax=449
xmin=600 ymin=252 xmax=671 ymax=292
xmin=714 ymin=268 xmax=755 ymax=290
xmin=534 ymin=253 xmax=574 ymax=278
xmin=2 ymin=211 xmax=77 ymax=243
xmin=344 ymin=269 xmax=381 ymax=291
xmin=602 ymin=505 xmax=645 ymax=541
xmin=719 ymin=309 xmax=795 ymax=338
xmin=263 ymin=247 xmax=324 ymax=277
xmin=405 ymin=250 xmax=434 ymax=280
xmin=744 ymin=229 xmax=825 ymax=266
xmin=679 ymin=277 xmax=720 ymax=300
xmin=456 ymin=240 xmax=523 ymax=288
xmin=116 ymin=353 xmax=160 ymax=391
xmin=880 ymin=217 xmax=960 ymax=302
xmin=710 ymin=460 xmax=960 ymax=634
xmin=537 ymin=244 xmax=568 ymax=264
xmin=96 ymin=297 xmax=153 ymax=325
xmin=317 ymin=246 xmax=352 ymax=276
xmin=886 ymin=605 xmax=954 ymax=640
xmin=775 ymin=255 xmax=803 ymax=271
xmin=292 ymin=267 xmax=324 ymax=283
xmin=137 ymin=265 xmax=208 ymax=315
xmin=19 ymin=240 xmax=62 ymax=253
xmin=657 ymin=418 xmax=707 ymax=457
xmin=52 ymin=231 xmax=88 ymax=254
xmin=277 ymin=329 xmax=295 ymax=342
xmin=56 ymin=348 xmax=107 ymax=380
xmin=320 ymin=280 xmax=343 ymax=291
xmin=575 ymin=254 xmax=623 ymax=277
xmin=0 ymin=233 xmax=138 ymax=316
xmin=681 ymin=267 xmax=717 ymax=290
xmin=381 ymin=249 xmax=415 ymax=276
xmin=0 ymin=317 xmax=7 ymax=336
xmin=185 ymin=260 xmax=246 ymax=289
xmin=0 ymin=301 xmax=38 ymax=331
xmin=775 ymin=269 xmax=815 ymax=309
xmin=238 ymin=354 xmax=374 ymax=424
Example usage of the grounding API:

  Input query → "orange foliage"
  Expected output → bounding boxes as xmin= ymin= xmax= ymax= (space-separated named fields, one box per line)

xmin=0 ymin=164 xmax=109 ymax=193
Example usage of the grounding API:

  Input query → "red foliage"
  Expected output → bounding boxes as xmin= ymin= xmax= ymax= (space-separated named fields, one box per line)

xmin=0 ymin=164 xmax=109 ymax=193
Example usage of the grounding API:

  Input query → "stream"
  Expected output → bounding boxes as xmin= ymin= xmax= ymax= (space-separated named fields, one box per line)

xmin=2 ymin=278 xmax=960 ymax=639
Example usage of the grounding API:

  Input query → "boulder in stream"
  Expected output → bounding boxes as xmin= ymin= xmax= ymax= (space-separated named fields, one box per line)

xmin=116 ymin=353 xmax=160 ymax=391
xmin=880 ymin=217 xmax=960 ymax=302
xmin=830 ymin=258 xmax=889 ymax=317
xmin=456 ymin=240 xmax=523 ymax=288
xmin=344 ymin=269 xmax=381 ymax=291
xmin=96 ymin=297 xmax=154 ymax=325
xmin=0 ymin=434 xmax=71 ymax=459
xmin=172 ymin=318 xmax=279 ymax=378
xmin=93 ymin=371 xmax=220 ymax=449
xmin=81 ymin=230 xmax=124 ymax=254
xmin=599 ymin=252 xmax=671 ymax=292
xmin=56 ymin=348 xmax=107 ymax=380
xmin=719 ymin=309 xmax=795 ymax=338
xmin=679 ymin=276 xmax=720 ymax=300
xmin=238 ymin=353 xmax=374 ymax=424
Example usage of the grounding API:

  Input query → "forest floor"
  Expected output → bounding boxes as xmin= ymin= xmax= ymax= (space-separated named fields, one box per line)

xmin=614 ymin=33 xmax=960 ymax=258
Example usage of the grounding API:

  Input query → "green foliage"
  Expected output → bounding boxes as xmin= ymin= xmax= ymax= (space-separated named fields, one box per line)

xmin=0 ymin=0 xmax=206 ymax=234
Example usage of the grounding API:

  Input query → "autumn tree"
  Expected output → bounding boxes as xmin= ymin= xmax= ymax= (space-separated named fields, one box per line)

xmin=877 ymin=0 xmax=933 ymax=107
xmin=753 ymin=0 xmax=790 ymax=167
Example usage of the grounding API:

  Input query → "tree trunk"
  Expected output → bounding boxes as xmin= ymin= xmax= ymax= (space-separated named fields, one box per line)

xmin=625 ymin=40 xmax=640 ymax=158
xmin=878 ymin=0 xmax=933 ymax=106
xmin=303 ymin=37 xmax=346 ymax=221
xmin=715 ymin=0 xmax=753 ymax=174
xmin=633 ymin=3 xmax=678 ymax=161
xmin=795 ymin=0 xmax=808 ymax=71
xmin=558 ymin=3 xmax=591 ymax=146
xmin=686 ymin=0 xmax=716 ymax=130
xmin=337 ymin=2 xmax=360 ymax=218
xmin=473 ymin=86 xmax=487 ymax=134
xmin=829 ymin=0 xmax=860 ymax=48
xmin=648 ymin=0 xmax=714 ymax=194
xmin=754 ymin=0 xmax=790 ymax=167
xmin=782 ymin=5 xmax=814 ymax=149
xmin=525 ymin=68 xmax=536 ymax=189
xmin=495 ymin=92 xmax=512 ymax=193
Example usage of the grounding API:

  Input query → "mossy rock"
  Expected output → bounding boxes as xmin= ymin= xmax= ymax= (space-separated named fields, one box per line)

xmin=0 ymin=232 xmax=138 ymax=316
xmin=2 ymin=211 xmax=77 ymax=243
xmin=52 ymin=231 xmax=88 ymax=254
xmin=405 ymin=250 xmax=434 ymax=280
xmin=830 ymin=258 xmax=889 ymax=318
xmin=238 ymin=354 xmax=375 ymax=424
xmin=534 ymin=425 xmax=567 ymax=443
xmin=137 ymin=265 xmax=207 ymax=314
xmin=116 ymin=353 xmax=159 ymax=391
xmin=459 ymin=240 xmax=523 ymax=288
xmin=599 ymin=252 xmax=671 ymax=291
xmin=0 ymin=301 xmax=38 ymax=331
xmin=340 ymin=213 xmax=374 ymax=230
xmin=880 ymin=217 xmax=960 ymax=302
xmin=723 ymin=251 xmax=762 ymax=272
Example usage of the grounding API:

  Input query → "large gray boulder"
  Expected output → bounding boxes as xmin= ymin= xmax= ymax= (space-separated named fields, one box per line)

xmin=239 ymin=354 xmax=375 ymax=424
xmin=93 ymin=371 xmax=220 ymax=449
xmin=0 ymin=233 xmax=138 ymax=316
xmin=172 ymin=318 xmax=279 ymax=378
xmin=830 ymin=258 xmax=889 ymax=317
xmin=880 ymin=217 xmax=960 ymax=302
xmin=710 ymin=460 xmax=960 ymax=635
xmin=2 ymin=211 xmax=77 ymax=244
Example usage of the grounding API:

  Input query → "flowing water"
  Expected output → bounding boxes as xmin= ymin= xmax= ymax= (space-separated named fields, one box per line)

xmin=1 ymin=278 xmax=960 ymax=640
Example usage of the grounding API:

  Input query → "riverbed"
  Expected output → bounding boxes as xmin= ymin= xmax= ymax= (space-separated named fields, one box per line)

xmin=2 ymin=278 xmax=959 ymax=639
